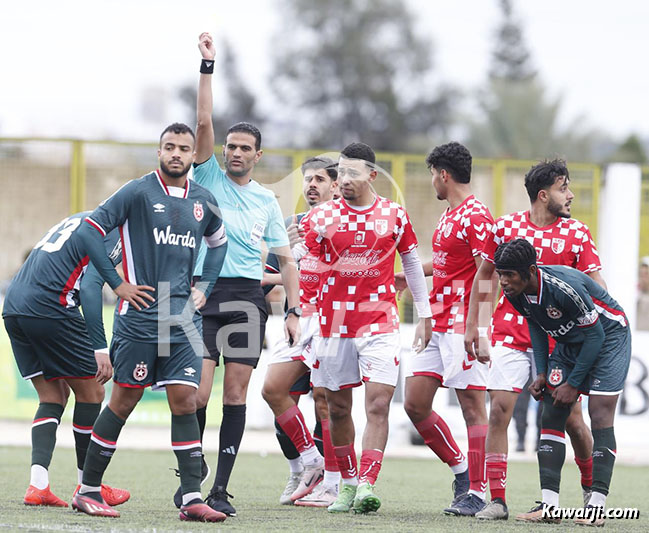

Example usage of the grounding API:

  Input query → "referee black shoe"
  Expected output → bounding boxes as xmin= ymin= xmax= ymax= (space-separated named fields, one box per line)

xmin=206 ymin=487 xmax=236 ymax=517
xmin=172 ymin=454 xmax=211 ymax=509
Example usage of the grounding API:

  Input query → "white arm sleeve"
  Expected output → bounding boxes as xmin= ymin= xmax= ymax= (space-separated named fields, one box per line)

xmin=401 ymin=248 xmax=432 ymax=319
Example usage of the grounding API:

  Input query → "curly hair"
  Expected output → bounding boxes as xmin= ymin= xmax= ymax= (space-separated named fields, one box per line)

xmin=494 ymin=238 xmax=537 ymax=281
xmin=425 ymin=142 xmax=472 ymax=184
xmin=524 ymin=159 xmax=570 ymax=203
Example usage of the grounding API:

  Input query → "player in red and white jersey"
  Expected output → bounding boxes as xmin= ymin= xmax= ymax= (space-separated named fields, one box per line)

xmin=396 ymin=142 xmax=494 ymax=516
xmin=261 ymin=156 xmax=340 ymax=507
xmin=306 ymin=143 xmax=432 ymax=514
xmin=465 ymin=159 xmax=605 ymax=520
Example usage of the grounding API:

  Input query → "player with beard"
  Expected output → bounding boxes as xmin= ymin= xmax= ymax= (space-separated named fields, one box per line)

xmin=464 ymin=159 xmax=604 ymax=520
xmin=493 ymin=239 xmax=630 ymax=526
xmin=72 ymin=123 xmax=229 ymax=522
xmin=262 ymin=156 xmax=342 ymax=507
xmin=305 ymin=142 xmax=432 ymax=514
xmin=184 ymin=32 xmax=300 ymax=517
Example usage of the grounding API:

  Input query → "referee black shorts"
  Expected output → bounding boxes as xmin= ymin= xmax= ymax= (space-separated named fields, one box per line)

xmin=195 ymin=277 xmax=268 ymax=368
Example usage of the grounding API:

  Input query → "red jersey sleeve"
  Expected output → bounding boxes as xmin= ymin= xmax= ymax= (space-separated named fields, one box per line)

xmin=575 ymin=226 xmax=602 ymax=273
xmin=464 ymin=211 xmax=493 ymax=257
xmin=480 ymin=219 xmax=502 ymax=264
xmin=396 ymin=209 xmax=418 ymax=255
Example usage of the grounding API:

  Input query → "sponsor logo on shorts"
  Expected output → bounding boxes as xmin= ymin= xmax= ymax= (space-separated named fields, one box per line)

xmin=133 ymin=362 xmax=148 ymax=381
xmin=546 ymin=306 xmax=562 ymax=319
xmin=184 ymin=366 xmax=196 ymax=377
xmin=548 ymin=367 xmax=563 ymax=386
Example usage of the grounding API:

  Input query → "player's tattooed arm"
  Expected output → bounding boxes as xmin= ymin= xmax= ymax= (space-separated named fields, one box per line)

xmin=196 ymin=32 xmax=216 ymax=165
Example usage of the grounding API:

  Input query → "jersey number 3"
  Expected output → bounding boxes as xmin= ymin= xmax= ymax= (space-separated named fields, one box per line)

xmin=33 ymin=217 xmax=81 ymax=253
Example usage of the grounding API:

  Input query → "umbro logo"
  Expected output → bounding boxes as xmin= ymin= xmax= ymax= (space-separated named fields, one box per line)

xmin=153 ymin=203 xmax=165 ymax=213
xmin=222 ymin=446 xmax=236 ymax=455
xmin=184 ymin=367 xmax=196 ymax=377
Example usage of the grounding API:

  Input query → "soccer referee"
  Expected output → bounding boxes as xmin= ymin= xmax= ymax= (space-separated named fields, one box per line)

xmin=185 ymin=31 xmax=300 ymax=517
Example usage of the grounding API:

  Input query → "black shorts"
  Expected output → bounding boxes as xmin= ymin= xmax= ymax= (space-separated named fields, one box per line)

xmin=110 ymin=334 xmax=202 ymax=389
xmin=196 ymin=277 xmax=268 ymax=368
xmin=4 ymin=315 xmax=96 ymax=381
xmin=290 ymin=371 xmax=312 ymax=396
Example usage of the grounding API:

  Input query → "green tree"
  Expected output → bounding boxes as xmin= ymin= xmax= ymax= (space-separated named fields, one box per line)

xmin=609 ymin=134 xmax=647 ymax=164
xmin=466 ymin=0 xmax=601 ymax=161
xmin=270 ymin=0 xmax=456 ymax=151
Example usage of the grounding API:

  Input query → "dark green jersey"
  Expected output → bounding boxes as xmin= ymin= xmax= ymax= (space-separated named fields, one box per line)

xmin=3 ymin=211 xmax=121 ymax=319
xmin=506 ymin=265 xmax=628 ymax=386
xmin=85 ymin=171 xmax=226 ymax=343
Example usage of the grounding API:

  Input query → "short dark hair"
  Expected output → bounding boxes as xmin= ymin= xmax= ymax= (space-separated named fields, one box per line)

xmin=301 ymin=156 xmax=338 ymax=181
xmin=159 ymin=123 xmax=195 ymax=145
xmin=494 ymin=239 xmax=537 ymax=281
xmin=340 ymin=142 xmax=376 ymax=167
xmin=524 ymin=159 xmax=570 ymax=203
xmin=226 ymin=122 xmax=262 ymax=151
xmin=425 ymin=142 xmax=472 ymax=184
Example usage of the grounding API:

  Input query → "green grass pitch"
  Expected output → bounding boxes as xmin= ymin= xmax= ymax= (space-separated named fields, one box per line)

xmin=0 ymin=446 xmax=646 ymax=532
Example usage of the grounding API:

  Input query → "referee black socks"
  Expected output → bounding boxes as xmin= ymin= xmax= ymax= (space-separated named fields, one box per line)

xmin=213 ymin=404 xmax=246 ymax=491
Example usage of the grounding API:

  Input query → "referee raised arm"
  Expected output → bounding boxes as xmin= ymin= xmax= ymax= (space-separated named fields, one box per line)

xmin=178 ymin=31 xmax=300 ymax=517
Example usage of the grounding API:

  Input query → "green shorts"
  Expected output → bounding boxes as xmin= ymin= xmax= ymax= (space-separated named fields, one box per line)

xmin=4 ymin=315 xmax=96 ymax=381
xmin=110 ymin=333 xmax=203 ymax=389
xmin=546 ymin=327 xmax=631 ymax=395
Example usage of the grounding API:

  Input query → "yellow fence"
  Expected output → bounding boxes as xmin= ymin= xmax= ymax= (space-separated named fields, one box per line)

xmin=0 ymin=137 xmax=620 ymax=283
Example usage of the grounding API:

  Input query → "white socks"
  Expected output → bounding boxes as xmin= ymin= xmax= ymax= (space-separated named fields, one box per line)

xmin=30 ymin=464 xmax=48 ymax=490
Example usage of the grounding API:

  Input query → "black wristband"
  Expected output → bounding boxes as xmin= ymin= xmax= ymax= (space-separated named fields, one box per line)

xmin=200 ymin=59 xmax=214 ymax=74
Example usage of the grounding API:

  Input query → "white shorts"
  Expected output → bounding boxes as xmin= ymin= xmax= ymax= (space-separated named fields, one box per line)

xmin=487 ymin=346 xmax=536 ymax=392
xmin=406 ymin=331 xmax=487 ymax=390
xmin=311 ymin=333 xmax=401 ymax=391
xmin=268 ymin=315 xmax=319 ymax=369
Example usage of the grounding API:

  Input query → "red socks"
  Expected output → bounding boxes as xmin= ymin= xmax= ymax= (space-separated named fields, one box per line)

xmin=321 ymin=419 xmax=337 ymax=473
xmin=486 ymin=452 xmax=507 ymax=502
xmin=334 ymin=443 xmax=358 ymax=481
xmin=575 ymin=455 xmax=593 ymax=489
xmin=467 ymin=424 xmax=487 ymax=495
xmin=276 ymin=405 xmax=315 ymax=453
xmin=414 ymin=411 xmax=465 ymax=467
xmin=359 ymin=449 xmax=383 ymax=485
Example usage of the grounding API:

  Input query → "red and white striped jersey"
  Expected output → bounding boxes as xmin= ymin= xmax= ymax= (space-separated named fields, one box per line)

xmin=481 ymin=210 xmax=601 ymax=350
xmin=430 ymin=196 xmax=494 ymax=334
xmin=304 ymin=196 xmax=418 ymax=338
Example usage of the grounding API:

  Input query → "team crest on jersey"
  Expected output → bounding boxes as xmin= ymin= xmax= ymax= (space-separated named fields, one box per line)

xmin=444 ymin=222 xmax=453 ymax=239
xmin=551 ymin=238 xmax=565 ymax=254
xmin=375 ymin=219 xmax=388 ymax=236
xmin=133 ymin=362 xmax=148 ymax=382
xmin=548 ymin=367 xmax=563 ymax=386
xmin=193 ymin=202 xmax=204 ymax=222
xmin=546 ymin=306 xmax=563 ymax=319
